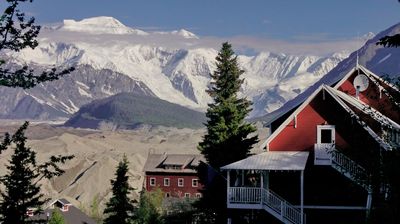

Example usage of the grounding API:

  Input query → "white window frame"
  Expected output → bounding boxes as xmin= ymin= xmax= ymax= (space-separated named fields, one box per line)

xmin=192 ymin=179 xmax=198 ymax=187
xmin=164 ymin=178 xmax=170 ymax=187
xmin=165 ymin=192 xmax=170 ymax=198
xmin=178 ymin=178 xmax=184 ymax=187
xmin=317 ymin=125 xmax=335 ymax=144
xmin=195 ymin=193 xmax=202 ymax=198
xmin=149 ymin=177 xmax=156 ymax=186
xmin=184 ymin=193 xmax=190 ymax=198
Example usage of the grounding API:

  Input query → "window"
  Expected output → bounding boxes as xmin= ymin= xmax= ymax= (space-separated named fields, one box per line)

xmin=164 ymin=178 xmax=170 ymax=186
xmin=184 ymin=193 xmax=190 ymax=198
xmin=165 ymin=192 xmax=170 ymax=198
xmin=178 ymin=178 xmax=184 ymax=187
xmin=192 ymin=179 xmax=198 ymax=187
xmin=195 ymin=193 xmax=202 ymax=198
xmin=149 ymin=177 xmax=156 ymax=186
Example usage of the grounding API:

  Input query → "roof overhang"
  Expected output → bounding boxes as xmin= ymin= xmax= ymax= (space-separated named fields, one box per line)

xmin=221 ymin=151 xmax=309 ymax=171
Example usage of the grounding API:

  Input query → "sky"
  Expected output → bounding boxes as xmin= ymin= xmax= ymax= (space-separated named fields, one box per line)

xmin=3 ymin=0 xmax=400 ymax=55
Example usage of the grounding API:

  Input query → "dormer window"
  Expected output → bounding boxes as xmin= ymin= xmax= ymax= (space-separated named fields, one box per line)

xmin=51 ymin=199 xmax=72 ymax=213
xmin=164 ymin=165 xmax=182 ymax=170
xmin=61 ymin=204 xmax=70 ymax=212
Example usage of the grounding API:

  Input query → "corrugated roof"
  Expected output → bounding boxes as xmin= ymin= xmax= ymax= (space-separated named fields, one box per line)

xmin=163 ymin=154 xmax=193 ymax=166
xmin=221 ymin=151 xmax=309 ymax=171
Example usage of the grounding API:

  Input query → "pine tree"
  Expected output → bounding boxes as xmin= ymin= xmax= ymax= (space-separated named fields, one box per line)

xmin=197 ymin=42 xmax=258 ymax=222
xmin=104 ymin=155 xmax=135 ymax=224
xmin=48 ymin=209 xmax=65 ymax=224
xmin=0 ymin=0 xmax=74 ymax=88
xmin=0 ymin=122 xmax=74 ymax=223
xmin=199 ymin=42 xmax=258 ymax=169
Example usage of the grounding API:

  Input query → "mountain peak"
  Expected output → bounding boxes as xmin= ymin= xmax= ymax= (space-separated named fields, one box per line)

xmin=60 ymin=16 xmax=148 ymax=35
xmin=171 ymin=29 xmax=199 ymax=39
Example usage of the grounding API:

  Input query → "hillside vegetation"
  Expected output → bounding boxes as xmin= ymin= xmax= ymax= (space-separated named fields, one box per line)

xmin=64 ymin=93 xmax=206 ymax=129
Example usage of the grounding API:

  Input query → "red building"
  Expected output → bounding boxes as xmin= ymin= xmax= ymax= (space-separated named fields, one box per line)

xmin=222 ymin=64 xmax=400 ymax=224
xmin=143 ymin=153 xmax=204 ymax=199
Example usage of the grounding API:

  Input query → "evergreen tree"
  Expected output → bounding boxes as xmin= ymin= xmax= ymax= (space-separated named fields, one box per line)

xmin=48 ymin=209 xmax=65 ymax=224
xmin=104 ymin=155 xmax=135 ymax=224
xmin=134 ymin=188 xmax=164 ymax=224
xmin=0 ymin=122 xmax=74 ymax=223
xmin=197 ymin=42 xmax=258 ymax=222
xmin=0 ymin=0 xmax=73 ymax=88
xmin=376 ymin=1 xmax=400 ymax=48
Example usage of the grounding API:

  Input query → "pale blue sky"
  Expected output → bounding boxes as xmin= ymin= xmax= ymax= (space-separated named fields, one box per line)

xmin=10 ymin=0 xmax=399 ymax=42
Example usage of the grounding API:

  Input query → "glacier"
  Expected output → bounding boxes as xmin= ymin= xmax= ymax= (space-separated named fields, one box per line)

xmin=1 ymin=16 xmax=351 ymax=119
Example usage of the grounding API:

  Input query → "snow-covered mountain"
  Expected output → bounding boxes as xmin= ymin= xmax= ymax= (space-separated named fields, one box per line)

xmin=257 ymin=22 xmax=400 ymax=123
xmin=1 ymin=16 xmax=350 ymax=120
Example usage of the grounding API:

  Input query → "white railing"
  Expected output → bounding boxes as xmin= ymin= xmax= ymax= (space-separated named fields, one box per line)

xmin=228 ymin=187 xmax=304 ymax=224
xmin=331 ymin=149 xmax=370 ymax=190
xmin=228 ymin=187 xmax=262 ymax=204
xmin=262 ymin=188 xmax=303 ymax=224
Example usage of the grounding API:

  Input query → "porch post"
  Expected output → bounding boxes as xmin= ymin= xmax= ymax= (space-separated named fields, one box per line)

xmin=300 ymin=170 xmax=304 ymax=224
xmin=227 ymin=170 xmax=230 ymax=206
xmin=260 ymin=171 xmax=264 ymax=189
xmin=241 ymin=170 xmax=245 ymax=185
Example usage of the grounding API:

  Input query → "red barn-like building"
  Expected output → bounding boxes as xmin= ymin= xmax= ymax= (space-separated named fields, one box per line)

xmin=221 ymin=64 xmax=400 ymax=224
xmin=143 ymin=153 xmax=204 ymax=199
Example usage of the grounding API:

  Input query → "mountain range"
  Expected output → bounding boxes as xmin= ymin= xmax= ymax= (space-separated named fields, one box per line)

xmin=1 ymin=16 xmax=350 ymax=120
xmin=258 ymin=22 xmax=400 ymax=123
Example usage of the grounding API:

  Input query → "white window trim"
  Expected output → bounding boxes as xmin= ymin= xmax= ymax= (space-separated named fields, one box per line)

xmin=192 ymin=179 xmax=198 ymax=187
xmin=184 ymin=193 xmax=190 ymax=198
xmin=164 ymin=178 xmax=170 ymax=187
xmin=178 ymin=178 xmax=184 ymax=187
xmin=316 ymin=125 xmax=335 ymax=144
xmin=149 ymin=177 xmax=156 ymax=186
xmin=195 ymin=193 xmax=202 ymax=198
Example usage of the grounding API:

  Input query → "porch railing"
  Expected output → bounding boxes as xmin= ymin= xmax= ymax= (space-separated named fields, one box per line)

xmin=331 ymin=149 xmax=370 ymax=191
xmin=228 ymin=187 xmax=304 ymax=224
xmin=228 ymin=187 xmax=262 ymax=204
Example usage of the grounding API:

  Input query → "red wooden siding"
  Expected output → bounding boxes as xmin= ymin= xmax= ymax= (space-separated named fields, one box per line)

xmin=269 ymin=92 xmax=349 ymax=151
xmin=145 ymin=173 xmax=203 ymax=198
xmin=338 ymin=72 xmax=400 ymax=124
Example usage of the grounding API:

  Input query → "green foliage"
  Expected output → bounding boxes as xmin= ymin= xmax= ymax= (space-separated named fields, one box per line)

xmin=134 ymin=188 xmax=164 ymax=224
xmin=65 ymin=92 xmax=206 ymax=129
xmin=48 ymin=209 xmax=65 ymax=224
xmin=377 ymin=34 xmax=400 ymax=48
xmin=104 ymin=155 xmax=135 ymax=224
xmin=0 ymin=122 xmax=74 ymax=224
xmin=197 ymin=42 xmax=259 ymax=222
xmin=90 ymin=194 xmax=103 ymax=223
xmin=199 ymin=42 xmax=258 ymax=169
xmin=0 ymin=0 xmax=74 ymax=88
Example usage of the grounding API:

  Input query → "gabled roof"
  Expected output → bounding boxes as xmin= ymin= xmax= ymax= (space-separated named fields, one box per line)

xmin=262 ymin=84 xmax=393 ymax=151
xmin=334 ymin=64 xmax=400 ymax=93
xmin=221 ymin=151 xmax=309 ymax=171
xmin=50 ymin=198 xmax=72 ymax=206
xmin=262 ymin=64 xmax=399 ymax=126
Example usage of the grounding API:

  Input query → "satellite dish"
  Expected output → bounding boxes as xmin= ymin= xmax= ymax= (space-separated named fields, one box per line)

xmin=353 ymin=74 xmax=369 ymax=92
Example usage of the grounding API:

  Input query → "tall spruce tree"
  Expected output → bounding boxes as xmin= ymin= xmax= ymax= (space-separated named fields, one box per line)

xmin=197 ymin=42 xmax=258 ymax=222
xmin=104 ymin=155 xmax=135 ymax=224
xmin=0 ymin=122 xmax=74 ymax=224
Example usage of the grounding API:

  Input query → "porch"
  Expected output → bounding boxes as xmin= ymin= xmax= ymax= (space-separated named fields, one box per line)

xmin=221 ymin=151 xmax=309 ymax=224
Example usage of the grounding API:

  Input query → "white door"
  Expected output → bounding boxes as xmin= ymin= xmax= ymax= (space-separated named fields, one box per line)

xmin=314 ymin=125 xmax=335 ymax=165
